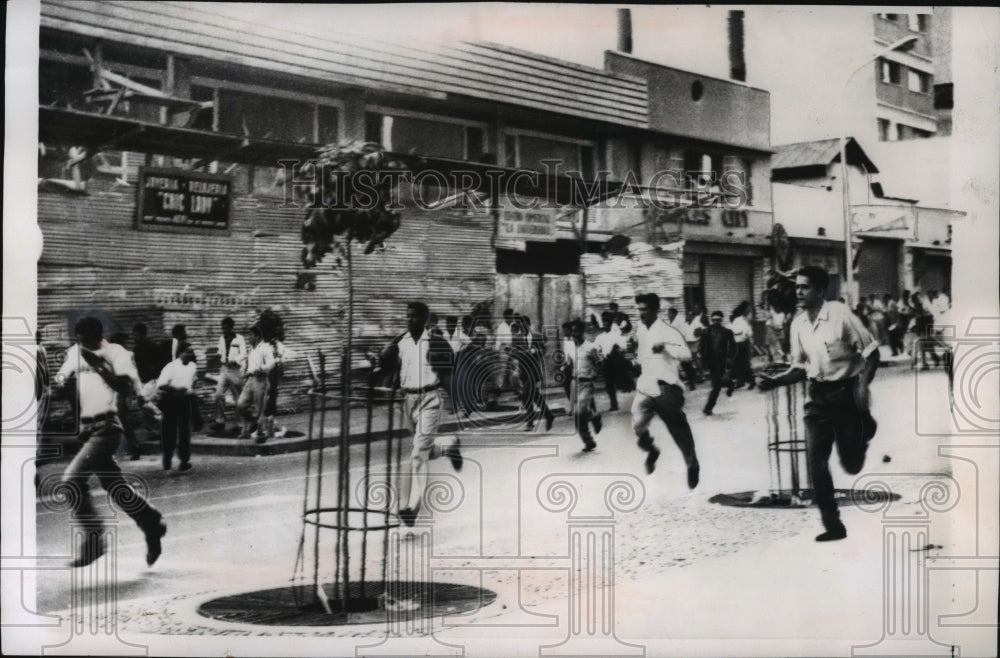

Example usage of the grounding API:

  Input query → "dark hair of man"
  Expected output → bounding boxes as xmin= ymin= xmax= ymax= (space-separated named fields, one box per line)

xmin=711 ymin=311 xmax=724 ymax=319
xmin=731 ymin=301 xmax=751 ymax=321
xmin=172 ymin=324 xmax=186 ymax=339
xmin=133 ymin=323 xmax=147 ymax=336
xmin=601 ymin=310 xmax=614 ymax=324
xmin=570 ymin=319 xmax=586 ymax=332
xmin=796 ymin=265 xmax=830 ymax=293
xmin=635 ymin=293 xmax=660 ymax=312
xmin=408 ymin=301 xmax=430 ymax=322
xmin=75 ymin=316 xmax=103 ymax=341
xmin=503 ymin=308 xmax=514 ymax=318
xmin=222 ymin=317 xmax=234 ymax=328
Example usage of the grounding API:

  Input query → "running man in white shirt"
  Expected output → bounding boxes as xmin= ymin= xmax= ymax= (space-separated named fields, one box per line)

xmin=380 ymin=302 xmax=463 ymax=527
xmin=629 ymin=293 xmax=701 ymax=486
xmin=53 ymin=316 xmax=167 ymax=567
xmin=566 ymin=319 xmax=605 ymax=451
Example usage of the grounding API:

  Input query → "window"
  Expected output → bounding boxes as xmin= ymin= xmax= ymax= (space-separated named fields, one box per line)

xmin=877 ymin=118 xmax=891 ymax=141
xmin=908 ymin=14 xmax=929 ymax=32
xmin=366 ymin=111 xmax=485 ymax=161
xmin=683 ymin=150 xmax=722 ymax=189
xmin=908 ymin=70 xmax=930 ymax=94
xmin=881 ymin=60 xmax=901 ymax=85
xmin=504 ymin=131 xmax=596 ymax=178
xmin=880 ymin=13 xmax=899 ymax=22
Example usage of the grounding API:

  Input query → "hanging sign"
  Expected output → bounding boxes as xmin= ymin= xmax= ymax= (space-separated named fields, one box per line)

xmin=136 ymin=167 xmax=232 ymax=233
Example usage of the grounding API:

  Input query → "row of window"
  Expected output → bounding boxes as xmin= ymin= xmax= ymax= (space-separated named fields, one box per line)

xmin=879 ymin=59 xmax=932 ymax=94
xmin=877 ymin=118 xmax=933 ymax=142
xmin=877 ymin=13 xmax=930 ymax=33
xmin=40 ymin=55 xmax=754 ymax=201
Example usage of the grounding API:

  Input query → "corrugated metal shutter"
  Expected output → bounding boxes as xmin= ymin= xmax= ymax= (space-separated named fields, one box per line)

xmin=856 ymin=239 xmax=899 ymax=298
xmin=38 ymin=171 xmax=494 ymax=424
xmin=702 ymin=255 xmax=753 ymax=318
xmin=918 ymin=255 xmax=950 ymax=294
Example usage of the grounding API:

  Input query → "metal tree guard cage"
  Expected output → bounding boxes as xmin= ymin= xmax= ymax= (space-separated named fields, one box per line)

xmin=291 ymin=350 xmax=406 ymax=615
xmin=763 ymin=369 xmax=810 ymax=505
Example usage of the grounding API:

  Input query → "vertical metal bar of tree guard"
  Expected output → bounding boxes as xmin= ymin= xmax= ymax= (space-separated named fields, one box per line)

xmin=787 ymin=384 xmax=801 ymax=494
xmin=314 ymin=351 xmax=327 ymax=604
xmin=381 ymin=385 xmax=397 ymax=586
xmin=361 ymin=376 xmax=374 ymax=592
xmin=292 ymin=371 xmax=318 ymax=606
xmin=766 ymin=378 xmax=778 ymax=495
xmin=338 ymin=240 xmax=354 ymax=606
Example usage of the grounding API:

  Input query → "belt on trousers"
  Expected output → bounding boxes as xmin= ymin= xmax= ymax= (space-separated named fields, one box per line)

xmin=247 ymin=371 xmax=268 ymax=379
xmin=402 ymin=382 xmax=440 ymax=394
xmin=80 ymin=411 xmax=117 ymax=424
xmin=576 ymin=377 xmax=595 ymax=382
xmin=809 ymin=376 xmax=856 ymax=390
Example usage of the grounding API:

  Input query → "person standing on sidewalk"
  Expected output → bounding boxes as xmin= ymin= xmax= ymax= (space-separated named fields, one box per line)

xmin=212 ymin=317 xmax=246 ymax=432
xmin=259 ymin=330 xmax=293 ymax=442
xmin=379 ymin=302 xmax=463 ymax=527
xmin=629 ymin=293 xmax=700 ymax=485
xmin=757 ymin=266 xmax=879 ymax=542
xmin=53 ymin=316 xmax=166 ymax=567
xmin=237 ymin=325 xmax=274 ymax=439
xmin=700 ymin=311 xmax=736 ymax=416
xmin=730 ymin=301 xmax=756 ymax=390
xmin=156 ymin=343 xmax=198 ymax=471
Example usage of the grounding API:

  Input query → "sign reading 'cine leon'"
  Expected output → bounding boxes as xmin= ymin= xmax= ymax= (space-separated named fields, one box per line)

xmin=136 ymin=167 xmax=232 ymax=234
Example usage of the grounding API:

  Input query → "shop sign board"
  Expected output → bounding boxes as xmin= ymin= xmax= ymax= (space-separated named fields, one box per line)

xmin=136 ymin=167 xmax=232 ymax=234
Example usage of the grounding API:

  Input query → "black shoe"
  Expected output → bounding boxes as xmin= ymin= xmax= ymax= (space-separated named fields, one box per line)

xmin=582 ymin=439 xmax=597 ymax=452
xmin=163 ymin=461 xmax=172 ymax=471
xmin=545 ymin=413 xmax=554 ymax=432
xmin=445 ymin=438 xmax=463 ymax=472
xmin=144 ymin=518 xmax=167 ymax=566
xmin=70 ymin=533 xmax=106 ymax=568
xmin=524 ymin=422 xmax=536 ymax=432
xmin=129 ymin=452 xmax=141 ymax=461
xmin=726 ymin=385 xmax=735 ymax=397
xmin=687 ymin=460 xmax=700 ymax=489
xmin=702 ymin=406 xmax=713 ymax=416
xmin=592 ymin=415 xmax=603 ymax=435
xmin=645 ymin=446 xmax=660 ymax=474
xmin=398 ymin=507 xmax=417 ymax=527
xmin=608 ymin=404 xmax=619 ymax=412
xmin=178 ymin=462 xmax=192 ymax=472
xmin=254 ymin=433 xmax=268 ymax=445
xmin=815 ymin=526 xmax=847 ymax=542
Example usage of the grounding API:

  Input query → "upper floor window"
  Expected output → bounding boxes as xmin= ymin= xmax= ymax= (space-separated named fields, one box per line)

xmin=366 ymin=110 xmax=486 ymax=161
xmin=907 ymin=70 xmax=931 ymax=94
xmin=879 ymin=13 xmax=900 ymax=22
xmin=877 ymin=118 xmax=892 ymax=142
xmin=881 ymin=60 xmax=902 ymax=85
xmin=504 ymin=130 xmax=596 ymax=180
xmin=907 ymin=14 xmax=929 ymax=32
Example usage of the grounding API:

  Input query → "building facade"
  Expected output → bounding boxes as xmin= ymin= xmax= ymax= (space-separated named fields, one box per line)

xmin=37 ymin=0 xmax=773 ymax=416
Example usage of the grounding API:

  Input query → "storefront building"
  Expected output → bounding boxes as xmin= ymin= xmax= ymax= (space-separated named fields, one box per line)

xmin=38 ymin=0 xmax=774 ymax=414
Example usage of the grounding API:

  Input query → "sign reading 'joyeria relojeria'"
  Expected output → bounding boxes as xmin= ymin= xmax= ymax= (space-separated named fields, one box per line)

xmin=136 ymin=167 xmax=232 ymax=233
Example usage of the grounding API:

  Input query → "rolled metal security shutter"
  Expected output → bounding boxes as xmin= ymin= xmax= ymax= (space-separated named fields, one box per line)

xmin=702 ymin=255 xmax=753 ymax=318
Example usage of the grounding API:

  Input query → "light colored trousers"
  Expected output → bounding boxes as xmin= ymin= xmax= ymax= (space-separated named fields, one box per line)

xmin=402 ymin=388 xmax=456 ymax=512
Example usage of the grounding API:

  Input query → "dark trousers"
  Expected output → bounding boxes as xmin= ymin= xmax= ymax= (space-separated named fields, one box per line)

xmin=733 ymin=342 xmax=755 ymax=387
xmin=116 ymin=397 xmax=141 ymax=457
xmin=61 ymin=419 xmax=160 ymax=529
xmin=604 ymin=376 xmax=619 ymax=410
xmin=703 ymin=369 xmax=731 ymax=414
xmin=804 ymin=378 xmax=876 ymax=531
xmin=159 ymin=393 xmax=192 ymax=468
xmin=632 ymin=383 xmax=698 ymax=464
xmin=520 ymin=372 xmax=554 ymax=426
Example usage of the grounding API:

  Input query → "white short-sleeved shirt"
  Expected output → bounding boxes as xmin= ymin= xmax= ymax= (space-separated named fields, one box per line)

xmin=494 ymin=322 xmax=512 ymax=350
xmin=731 ymin=316 xmax=753 ymax=343
xmin=566 ymin=339 xmax=602 ymax=379
xmin=635 ymin=318 xmax=691 ymax=395
xmin=56 ymin=342 xmax=142 ymax=418
xmin=157 ymin=358 xmax=198 ymax=392
xmin=398 ymin=330 xmax=439 ymax=390
xmin=218 ymin=333 xmax=247 ymax=367
xmin=789 ymin=301 xmax=878 ymax=381
xmin=245 ymin=341 xmax=275 ymax=375
xmin=594 ymin=331 xmax=621 ymax=356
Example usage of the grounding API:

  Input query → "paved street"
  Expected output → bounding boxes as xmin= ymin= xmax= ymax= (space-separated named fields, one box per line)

xmin=31 ymin=364 xmax=985 ymax=655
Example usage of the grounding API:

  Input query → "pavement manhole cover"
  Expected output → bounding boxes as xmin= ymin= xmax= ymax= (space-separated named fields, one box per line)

xmin=709 ymin=488 xmax=901 ymax=508
xmin=197 ymin=581 xmax=496 ymax=626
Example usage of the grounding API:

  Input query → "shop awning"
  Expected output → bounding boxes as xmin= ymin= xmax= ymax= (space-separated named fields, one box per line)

xmin=39 ymin=107 xmax=626 ymax=207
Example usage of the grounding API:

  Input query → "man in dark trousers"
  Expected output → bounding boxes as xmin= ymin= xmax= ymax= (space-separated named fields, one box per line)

xmin=758 ymin=266 xmax=879 ymax=542
xmin=629 ymin=293 xmax=700 ymax=485
xmin=156 ymin=342 xmax=198 ymax=471
xmin=512 ymin=315 xmax=555 ymax=432
xmin=700 ymin=311 xmax=737 ymax=416
xmin=53 ymin=316 xmax=167 ymax=567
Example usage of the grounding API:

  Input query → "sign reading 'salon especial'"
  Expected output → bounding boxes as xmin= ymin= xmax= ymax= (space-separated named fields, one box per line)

xmin=498 ymin=206 xmax=558 ymax=242
xmin=136 ymin=167 xmax=232 ymax=233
